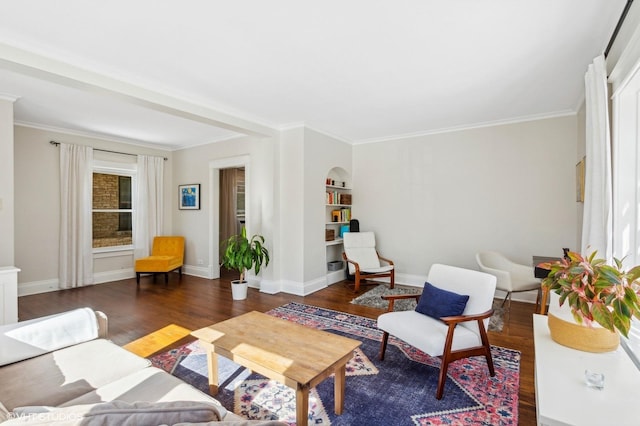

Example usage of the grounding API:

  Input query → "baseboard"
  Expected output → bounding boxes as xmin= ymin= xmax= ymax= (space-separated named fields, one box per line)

xmin=183 ymin=264 xmax=212 ymax=279
xmin=18 ymin=279 xmax=60 ymax=296
xmin=327 ymin=270 xmax=346 ymax=285
xmin=17 ymin=269 xmax=135 ymax=297
xmin=94 ymin=269 xmax=135 ymax=284
xmin=279 ymin=276 xmax=327 ymax=296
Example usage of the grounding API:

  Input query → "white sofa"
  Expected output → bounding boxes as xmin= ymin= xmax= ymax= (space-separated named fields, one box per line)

xmin=0 ymin=308 xmax=285 ymax=425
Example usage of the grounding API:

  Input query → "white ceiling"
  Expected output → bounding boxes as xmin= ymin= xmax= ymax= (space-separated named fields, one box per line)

xmin=0 ymin=0 xmax=628 ymax=150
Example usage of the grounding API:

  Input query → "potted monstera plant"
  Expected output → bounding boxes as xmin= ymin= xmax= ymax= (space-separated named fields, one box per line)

xmin=220 ymin=226 xmax=270 ymax=300
xmin=539 ymin=250 xmax=640 ymax=352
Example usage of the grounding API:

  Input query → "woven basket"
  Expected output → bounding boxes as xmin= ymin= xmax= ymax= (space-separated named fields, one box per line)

xmin=547 ymin=313 xmax=620 ymax=353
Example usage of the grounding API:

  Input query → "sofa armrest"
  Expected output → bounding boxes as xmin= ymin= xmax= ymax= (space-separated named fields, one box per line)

xmin=95 ymin=310 xmax=108 ymax=339
xmin=0 ymin=307 xmax=102 ymax=366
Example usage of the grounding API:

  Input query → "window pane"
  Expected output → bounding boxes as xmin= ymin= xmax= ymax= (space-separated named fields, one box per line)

xmin=118 ymin=176 xmax=132 ymax=209
xmin=93 ymin=212 xmax=132 ymax=248
xmin=93 ymin=172 xmax=133 ymax=249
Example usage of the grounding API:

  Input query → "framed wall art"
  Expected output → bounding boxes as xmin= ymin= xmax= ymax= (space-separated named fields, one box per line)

xmin=179 ymin=184 xmax=200 ymax=210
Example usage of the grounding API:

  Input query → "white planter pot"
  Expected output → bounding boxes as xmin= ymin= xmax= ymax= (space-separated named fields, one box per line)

xmin=231 ymin=280 xmax=248 ymax=300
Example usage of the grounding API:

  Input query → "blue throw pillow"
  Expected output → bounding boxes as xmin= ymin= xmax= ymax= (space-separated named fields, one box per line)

xmin=415 ymin=282 xmax=469 ymax=319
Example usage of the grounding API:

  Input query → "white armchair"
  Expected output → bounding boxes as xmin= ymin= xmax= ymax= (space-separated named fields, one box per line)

xmin=342 ymin=231 xmax=394 ymax=292
xmin=377 ymin=264 xmax=496 ymax=399
xmin=476 ymin=251 xmax=541 ymax=312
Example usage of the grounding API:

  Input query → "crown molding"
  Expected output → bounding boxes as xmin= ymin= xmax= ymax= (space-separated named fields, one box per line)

xmin=352 ymin=110 xmax=578 ymax=145
xmin=14 ymin=120 xmax=177 ymax=151
xmin=278 ymin=121 xmax=353 ymax=145
xmin=0 ymin=92 xmax=19 ymax=102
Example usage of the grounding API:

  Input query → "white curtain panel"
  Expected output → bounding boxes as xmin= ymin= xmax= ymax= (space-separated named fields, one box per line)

xmin=59 ymin=143 xmax=94 ymax=288
xmin=581 ymin=54 xmax=613 ymax=262
xmin=134 ymin=155 xmax=164 ymax=259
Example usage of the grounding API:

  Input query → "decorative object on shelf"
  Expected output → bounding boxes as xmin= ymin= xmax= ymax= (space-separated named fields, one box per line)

xmin=327 ymin=260 xmax=343 ymax=271
xmin=220 ymin=226 xmax=270 ymax=300
xmin=179 ymin=184 xmax=200 ymax=210
xmin=325 ymin=229 xmax=335 ymax=241
xmin=538 ymin=250 xmax=640 ymax=352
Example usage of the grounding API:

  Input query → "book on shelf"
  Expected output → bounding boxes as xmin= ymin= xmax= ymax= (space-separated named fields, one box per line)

xmin=326 ymin=191 xmax=352 ymax=205
xmin=331 ymin=208 xmax=351 ymax=223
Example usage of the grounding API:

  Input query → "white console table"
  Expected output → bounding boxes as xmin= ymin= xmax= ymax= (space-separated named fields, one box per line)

xmin=533 ymin=314 xmax=639 ymax=425
xmin=0 ymin=266 xmax=19 ymax=325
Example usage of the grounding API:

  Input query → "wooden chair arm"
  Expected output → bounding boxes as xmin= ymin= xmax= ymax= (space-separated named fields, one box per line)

xmin=377 ymin=252 xmax=394 ymax=266
xmin=440 ymin=309 xmax=494 ymax=325
xmin=381 ymin=293 xmax=421 ymax=312
xmin=342 ymin=252 xmax=361 ymax=274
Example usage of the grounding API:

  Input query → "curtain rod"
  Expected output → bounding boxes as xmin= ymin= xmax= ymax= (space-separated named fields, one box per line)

xmin=605 ymin=0 xmax=634 ymax=58
xmin=49 ymin=140 xmax=168 ymax=161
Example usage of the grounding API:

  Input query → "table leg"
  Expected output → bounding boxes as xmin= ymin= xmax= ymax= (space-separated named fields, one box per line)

xmin=540 ymin=286 xmax=549 ymax=315
xmin=296 ymin=384 xmax=309 ymax=426
xmin=206 ymin=350 xmax=219 ymax=395
xmin=334 ymin=364 xmax=346 ymax=414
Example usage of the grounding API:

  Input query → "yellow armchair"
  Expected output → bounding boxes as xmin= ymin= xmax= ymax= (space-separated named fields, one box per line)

xmin=135 ymin=236 xmax=185 ymax=286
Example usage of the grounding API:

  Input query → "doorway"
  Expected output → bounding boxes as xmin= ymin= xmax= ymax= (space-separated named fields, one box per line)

xmin=208 ymin=155 xmax=250 ymax=279
xmin=219 ymin=167 xmax=245 ymax=279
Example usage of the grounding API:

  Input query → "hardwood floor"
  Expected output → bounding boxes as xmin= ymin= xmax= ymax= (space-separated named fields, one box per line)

xmin=17 ymin=274 xmax=537 ymax=425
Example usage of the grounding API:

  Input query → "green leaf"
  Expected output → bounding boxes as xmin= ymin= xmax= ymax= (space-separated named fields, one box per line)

xmin=613 ymin=314 xmax=631 ymax=338
xmin=591 ymin=303 xmax=614 ymax=332
xmin=613 ymin=298 xmax=630 ymax=319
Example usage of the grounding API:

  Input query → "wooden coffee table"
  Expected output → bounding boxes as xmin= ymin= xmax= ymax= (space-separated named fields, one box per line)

xmin=191 ymin=311 xmax=361 ymax=426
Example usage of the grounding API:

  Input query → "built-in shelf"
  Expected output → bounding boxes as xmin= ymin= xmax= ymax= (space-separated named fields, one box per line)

xmin=325 ymin=168 xmax=352 ymax=284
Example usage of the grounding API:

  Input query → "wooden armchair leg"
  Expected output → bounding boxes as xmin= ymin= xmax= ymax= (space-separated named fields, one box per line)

xmin=389 ymin=270 xmax=395 ymax=289
xmin=164 ymin=272 xmax=169 ymax=285
xmin=436 ymin=358 xmax=450 ymax=400
xmin=379 ymin=332 xmax=389 ymax=361
xmin=479 ymin=324 xmax=496 ymax=377
xmin=136 ymin=273 xmax=140 ymax=286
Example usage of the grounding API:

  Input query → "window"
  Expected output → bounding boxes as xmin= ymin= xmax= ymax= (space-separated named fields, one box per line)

xmin=92 ymin=172 xmax=134 ymax=249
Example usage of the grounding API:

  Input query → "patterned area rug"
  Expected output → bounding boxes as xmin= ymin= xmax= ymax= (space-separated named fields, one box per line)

xmin=350 ymin=284 xmax=505 ymax=332
xmin=150 ymin=302 xmax=519 ymax=425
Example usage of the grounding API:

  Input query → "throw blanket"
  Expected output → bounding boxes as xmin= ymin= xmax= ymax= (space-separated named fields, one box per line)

xmin=0 ymin=308 xmax=98 ymax=366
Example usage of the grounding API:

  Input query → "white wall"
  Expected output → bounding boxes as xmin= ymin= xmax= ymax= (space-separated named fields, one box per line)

xmin=171 ymin=135 xmax=277 ymax=288
xmin=279 ymin=128 xmax=304 ymax=285
xmin=0 ymin=99 xmax=14 ymax=266
xmin=272 ymin=126 xmax=353 ymax=295
xmin=353 ymin=115 xmax=579 ymax=288
xmin=302 ymin=128 xmax=352 ymax=285
xmin=14 ymin=125 xmax=173 ymax=294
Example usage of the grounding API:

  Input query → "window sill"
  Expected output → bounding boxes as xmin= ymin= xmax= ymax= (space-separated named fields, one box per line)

xmin=93 ymin=246 xmax=134 ymax=257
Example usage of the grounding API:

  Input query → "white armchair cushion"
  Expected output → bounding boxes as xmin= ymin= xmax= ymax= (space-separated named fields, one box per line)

xmin=343 ymin=232 xmax=383 ymax=273
xmin=378 ymin=310 xmax=481 ymax=356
